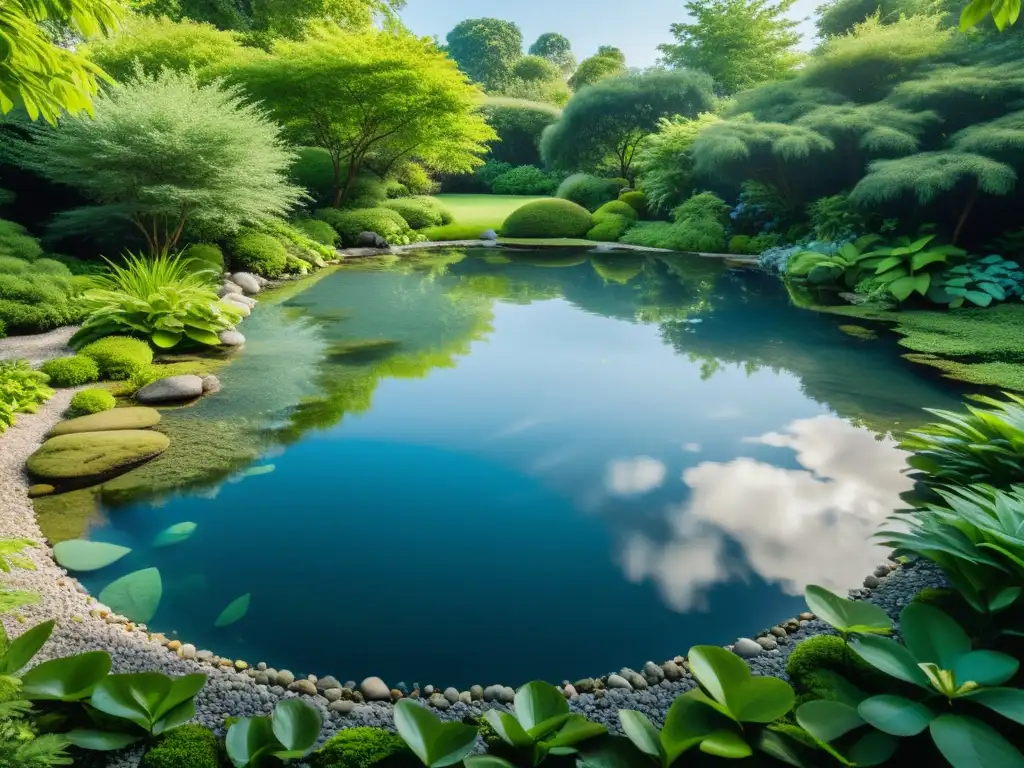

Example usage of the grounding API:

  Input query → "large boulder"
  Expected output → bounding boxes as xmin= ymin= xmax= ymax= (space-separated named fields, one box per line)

xmin=480 ymin=229 xmax=498 ymax=241
xmin=27 ymin=430 xmax=170 ymax=481
xmin=230 ymin=273 xmax=261 ymax=296
xmin=51 ymin=407 xmax=161 ymax=436
xmin=222 ymin=292 xmax=256 ymax=309
xmin=356 ymin=232 xmax=388 ymax=248
xmin=219 ymin=330 xmax=245 ymax=347
xmin=136 ymin=375 xmax=204 ymax=404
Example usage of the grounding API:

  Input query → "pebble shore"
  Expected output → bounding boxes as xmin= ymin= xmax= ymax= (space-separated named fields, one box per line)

xmin=0 ymin=363 xmax=947 ymax=768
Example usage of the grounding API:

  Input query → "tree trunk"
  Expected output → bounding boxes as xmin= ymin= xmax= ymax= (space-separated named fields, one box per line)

xmin=331 ymin=153 xmax=344 ymax=208
xmin=952 ymin=184 xmax=978 ymax=245
xmin=337 ymin=156 xmax=360 ymax=208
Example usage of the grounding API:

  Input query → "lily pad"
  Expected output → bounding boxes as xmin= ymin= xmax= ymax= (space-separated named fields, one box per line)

xmin=98 ymin=568 xmax=162 ymax=623
xmin=228 ymin=465 xmax=275 ymax=484
xmin=53 ymin=540 xmax=131 ymax=572
xmin=214 ymin=593 xmax=251 ymax=628
xmin=152 ymin=522 xmax=197 ymax=548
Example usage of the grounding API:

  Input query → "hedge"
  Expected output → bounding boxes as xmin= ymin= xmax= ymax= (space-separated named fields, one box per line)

xmin=555 ymin=174 xmax=621 ymax=211
xmin=229 ymin=232 xmax=288 ymax=278
xmin=502 ymin=199 xmax=593 ymax=238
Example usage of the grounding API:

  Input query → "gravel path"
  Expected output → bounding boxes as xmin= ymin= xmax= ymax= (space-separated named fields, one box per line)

xmin=0 ymin=326 xmax=78 ymax=366
xmin=0 ymin=390 xmax=946 ymax=765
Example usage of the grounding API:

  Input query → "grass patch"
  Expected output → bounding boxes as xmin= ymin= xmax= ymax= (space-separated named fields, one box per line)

xmin=498 ymin=237 xmax=598 ymax=247
xmin=422 ymin=194 xmax=549 ymax=240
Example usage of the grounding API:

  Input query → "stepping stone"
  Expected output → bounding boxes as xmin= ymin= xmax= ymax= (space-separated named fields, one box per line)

xmin=50 ymin=407 xmax=161 ymax=436
xmin=27 ymin=430 xmax=170 ymax=481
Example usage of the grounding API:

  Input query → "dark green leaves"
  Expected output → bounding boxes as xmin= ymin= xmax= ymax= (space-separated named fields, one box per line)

xmin=795 ymin=700 xmax=898 ymax=767
xmin=851 ymin=634 xmax=930 ymax=688
xmin=515 ymin=681 xmax=569 ymax=732
xmin=393 ymin=699 xmax=478 ymax=768
xmin=89 ymin=671 xmax=207 ymax=735
xmin=857 ymin=695 xmax=935 ymax=736
xmin=21 ymin=651 xmax=111 ymax=701
xmin=900 ymin=602 xmax=969 ymax=668
xmin=930 ymin=714 xmax=1024 ymax=768
xmin=0 ymin=619 xmax=53 ymax=675
xmin=226 ymin=699 xmax=322 ymax=767
xmin=804 ymin=585 xmax=892 ymax=636
xmin=270 ymin=699 xmax=322 ymax=758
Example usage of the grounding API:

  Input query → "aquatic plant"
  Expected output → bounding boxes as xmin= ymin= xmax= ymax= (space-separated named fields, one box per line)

xmin=226 ymin=699 xmax=322 ymax=767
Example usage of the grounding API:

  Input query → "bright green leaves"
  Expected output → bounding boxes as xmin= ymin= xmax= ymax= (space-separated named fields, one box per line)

xmin=857 ymin=695 xmax=935 ymax=736
xmin=215 ymin=593 xmax=252 ymax=628
xmin=98 ymin=567 xmax=163 ymax=624
xmin=226 ymin=699 xmax=322 ymax=767
xmin=795 ymin=700 xmax=899 ymax=766
xmin=0 ymin=619 xmax=53 ymax=675
xmin=688 ymin=646 xmax=795 ymax=723
xmin=900 ymin=602 xmax=970 ymax=669
xmin=88 ymin=672 xmax=207 ymax=735
xmin=960 ymin=0 xmax=1022 ymax=31
xmin=153 ymin=521 xmax=197 ymax=548
xmin=393 ymin=699 xmax=478 ymax=768
xmin=21 ymin=651 xmax=111 ymax=701
xmin=804 ymin=585 xmax=892 ymax=637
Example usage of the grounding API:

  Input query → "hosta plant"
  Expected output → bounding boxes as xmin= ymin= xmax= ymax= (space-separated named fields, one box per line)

xmin=785 ymin=235 xmax=882 ymax=286
xmin=483 ymin=680 xmax=606 ymax=764
xmin=393 ymin=699 xmax=478 ymax=768
xmin=855 ymin=234 xmax=967 ymax=302
xmin=798 ymin=602 xmax=1024 ymax=768
xmin=225 ymin=699 xmax=321 ymax=767
xmin=619 ymin=646 xmax=800 ymax=765
xmin=69 ymin=251 xmax=243 ymax=350
xmin=928 ymin=255 xmax=1024 ymax=308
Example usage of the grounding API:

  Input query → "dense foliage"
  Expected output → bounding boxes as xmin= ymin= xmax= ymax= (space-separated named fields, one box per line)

xmin=528 ymin=33 xmax=577 ymax=76
xmin=444 ymin=18 xmax=524 ymax=91
xmin=0 ymin=360 xmax=52 ymax=434
xmin=568 ymin=47 xmax=626 ymax=91
xmin=501 ymin=199 xmax=593 ymax=238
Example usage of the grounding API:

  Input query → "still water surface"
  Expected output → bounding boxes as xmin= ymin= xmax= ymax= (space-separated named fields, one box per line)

xmin=76 ymin=249 xmax=970 ymax=687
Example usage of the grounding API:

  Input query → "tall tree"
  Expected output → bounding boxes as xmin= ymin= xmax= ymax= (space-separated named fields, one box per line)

xmin=567 ymin=48 xmax=625 ymax=91
xmin=658 ymin=0 xmax=802 ymax=96
xmin=528 ymin=32 xmax=576 ymax=75
xmin=445 ymin=18 xmax=523 ymax=91
xmin=1 ymin=0 xmax=123 ymax=123
xmin=541 ymin=70 xmax=715 ymax=180
xmin=221 ymin=26 xmax=495 ymax=206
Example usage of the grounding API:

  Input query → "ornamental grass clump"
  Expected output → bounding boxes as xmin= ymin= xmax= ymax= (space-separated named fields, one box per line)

xmin=70 ymin=252 xmax=243 ymax=350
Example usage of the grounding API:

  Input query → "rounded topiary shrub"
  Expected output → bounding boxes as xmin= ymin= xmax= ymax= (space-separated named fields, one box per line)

xmin=78 ymin=336 xmax=154 ymax=380
xmin=343 ymin=176 xmax=388 ymax=209
xmin=181 ymin=244 xmax=225 ymax=279
xmin=310 ymin=727 xmax=408 ymax=768
xmin=382 ymin=198 xmax=444 ymax=230
xmin=229 ymin=232 xmax=288 ymax=278
xmin=31 ymin=258 xmax=73 ymax=277
xmin=586 ymin=213 xmax=631 ymax=242
xmin=555 ymin=173 xmax=621 ymax=211
xmin=292 ymin=218 xmax=339 ymax=247
xmin=619 ymin=191 xmax=648 ymax=217
xmin=673 ymin=192 xmax=730 ymax=225
xmin=142 ymin=724 xmax=220 ymax=768
xmin=0 ymin=256 xmax=29 ymax=274
xmin=315 ymin=207 xmax=410 ymax=247
xmin=40 ymin=356 xmax=100 ymax=387
xmin=728 ymin=235 xmax=755 ymax=254
xmin=68 ymin=388 xmax=116 ymax=416
xmin=594 ymin=200 xmax=639 ymax=221
xmin=502 ymin=198 xmax=593 ymax=238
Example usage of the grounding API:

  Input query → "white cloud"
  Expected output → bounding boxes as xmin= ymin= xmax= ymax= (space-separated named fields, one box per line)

xmin=605 ymin=456 xmax=667 ymax=496
xmin=682 ymin=443 xmax=702 ymax=453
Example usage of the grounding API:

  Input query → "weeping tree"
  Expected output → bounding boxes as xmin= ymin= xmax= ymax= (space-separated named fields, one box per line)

xmin=541 ymin=69 xmax=715 ymax=181
xmin=725 ymin=80 xmax=847 ymax=123
xmin=850 ymin=151 xmax=1016 ymax=242
xmin=953 ymin=109 xmax=1024 ymax=167
xmin=887 ymin=63 xmax=1024 ymax=132
xmin=634 ymin=113 xmax=722 ymax=214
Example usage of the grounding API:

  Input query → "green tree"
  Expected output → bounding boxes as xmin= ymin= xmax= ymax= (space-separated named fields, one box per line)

xmin=221 ymin=26 xmax=495 ymax=206
xmin=959 ymin=0 xmax=1022 ymax=30
xmin=513 ymin=55 xmax=561 ymax=82
xmin=482 ymin=97 xmax=561 ymax=165
xmin=596 ymin=45 xmax=626 ymax=64
xmin=887 ymin=62 xmax=1024 ymax=132
xmin=814 ymin=0 xmax=952 ymax=38
xmin=541 ymin=69 xmax=715 ymax=180
xmin=567 ymin=49 xmax=625 ymax=90
xmin=445 ymin=18 xmax=523 ymax=90
xmin=658 ymin=0 xmax=802 ymax=96
xmin=9 ymin=68 xmax=303 ymax=253
xmin=634 ymin=113 xmax=722 ymax=213
xmin=528 ymin=32 xmax=576 ymax=75
xmin=0 ymin=0 xmax=123 ymax=123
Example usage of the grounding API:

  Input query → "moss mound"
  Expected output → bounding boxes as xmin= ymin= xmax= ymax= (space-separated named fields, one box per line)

xmin=310 ymin=727 xmax=409 ymax=768
xmin=51 ymin=407 xmax=161 ymax=436
xmin=143 ymin=724 xmax=220 ymax=768
xmin=40 ymin=356 xmax=100 ymax=387
xmin=501 ymin=199 xmax=593 ymax=238
xmin=619 ymin=190 xmax=648 ymax=217
xmin=27 ymin=430 xmax=170 ymax=480
xmin=78 ymin=337 xmax=154 ymax=380
xmin=67 ymin=389 xmax=116 ymax=417
xmin=586 ymin=214 xmax=631 ymax=242
xmin=593 ymin=200 xmax=639 ymax=221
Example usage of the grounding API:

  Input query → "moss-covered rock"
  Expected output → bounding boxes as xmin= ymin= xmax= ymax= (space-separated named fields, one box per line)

xmin=27 ymin=430 xmax=170 ymax=480
xmin=310 ymin=727 xmax=410 ymax=768
xmin=142 ymin=724 xmax=220 ymax=768
xmin=51 ymin=407 xmax=161 ymax=436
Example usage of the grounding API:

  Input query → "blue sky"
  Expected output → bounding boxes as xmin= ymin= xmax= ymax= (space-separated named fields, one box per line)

xmin=398 ymin=0 xmax=823 ymax=68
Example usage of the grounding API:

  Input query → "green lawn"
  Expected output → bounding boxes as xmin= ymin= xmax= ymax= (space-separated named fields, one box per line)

xmin=422 ymin=194 xmax=548 ymax=240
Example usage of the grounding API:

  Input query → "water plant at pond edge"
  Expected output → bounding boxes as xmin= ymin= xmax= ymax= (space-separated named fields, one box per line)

xmin=225 ymin=699 xmax=322 ymax=767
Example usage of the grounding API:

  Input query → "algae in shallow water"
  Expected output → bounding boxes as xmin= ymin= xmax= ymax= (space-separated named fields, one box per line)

xmin=838 ymin=324 xmax=878 ymax=341
xmin=35 ymin=488 xmax=104 ymax=544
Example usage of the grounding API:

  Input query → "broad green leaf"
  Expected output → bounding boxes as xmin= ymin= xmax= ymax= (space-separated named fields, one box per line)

xmin=930 ymin=714 xmax=1024 ymax=768
xmin=271 ymin=699 xmax=321 ymax=753
xmin=851 ymin=634 xmax=930 ymax=688
xmin=618 ymin=710 xmax=661 ymax=760
xmin=226 ymin=715 xmax=277 ymax=768
xmin=393 ymin=699 xmax=478 ymax=768
xmin=484 ymin=710 xmax=532 ymax=748
xmin=967 ymin=687 xmax=1024 ymax=725
xmin=154 ymin=673 xmax=207 ymax=722
xmin=857 ymin=695 xmax=934 ymax=736
xmin=911 ymin=251 xmax=949 ymax=271
xmin=65 ymin=729 xmax=142 ymax=751
xmin=98 ymin=568 xmax=162 ymax=623
xmin=756 ymin=729 xmax=808 ymax=768
xmin=152 ymin=522 xmax=197 ymax=548
xmin=730 ymin=676 xmax=795 ymax=723
xmin=515 ymin=680 xmax=569 ymax=731
xmin=526 ymin=714 xmax=572 ymax=741
xmin=796 ymin=700 xmax=865 ymax=742
xmin=989 ymin=587 xmax=1021 ymax=612
xmin=699 ymin=730 xmax=752 ymax=758
xmin=21 ymin=651 xmax=111 ymax=701
xmin=900 ymin=603 xmax=970 ymax=669
xmin=847 ymin=731 xmax=900 ymax=767
xmin=687 ymin=646 xmax=749 ymax=711
xmin=873 ymin=255 xmax=904 ymax=274
xmin=0 ymin=619 xmax=53 ymax=675
xmin=90 ymin=672 xmax=170 ymax=730
xmin=154 ymin=698 xmax=198 ymax=736
xmin=464 ymin=758 xmax=516 ymax=768
xmin=661 ymin=692 xmax=733 ymax=764
xmin=53 ymin=540 xmax=130 ymax=572
xmin=184 ymin=327 xmax=222 ymax=346
xmin=804 ymin=585 xmax=892 ymax=635
xmin=954 ymin=651 xmax=1019 ymax=687
xmin=539 ymin=716 xmax=607 ymax=751
xmin=215 ymin=593 xmax=251 ymax=628
xmin=964 ymin=290 xmax=993 ymax=307
xmin=151 ymin=330 xmax=181 ymax=349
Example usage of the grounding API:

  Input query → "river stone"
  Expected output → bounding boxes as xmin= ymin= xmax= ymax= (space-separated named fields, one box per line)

xmin=480 ymin=229 xmax=498 ymax=240
xmin=563 ymin=684 xmax=577 ymax=698
xmin=606 ymin=674 xmax=632 ymax=690
xmin=627 ymin=673 xmax=648 ymax=690
xmin=231 ymin=273 xmax=261 ymax=295
xmin=443 ymin=687 xmax=459 ymax=704
xmin=276 ymin=670 xmax=295 ymax=687
xmin=179 ymin=644 xmax=196 ymax=660
xmin=662 ymin=662 xmax=684 ymax=681
xmin=288 ymin=680 xmax=317 ymax=696
xmin=136 ymin=375 xmax=204 ymax=404
xmin=864 ymin=574 xmax=881 ymax=589
xmin=574 ymin=678 xmax=596 ymax=693
xmin=771 ymin=626 xmax=788 ymax=638
xmin=459 ymin=691 xmax=472 ymax=704
xmin=219 ymin=330 xmax=245 ymax=347
xmin=757 ymin=636 xmax=779 ymax=651
xmin=643 ymin=661 xmax=664 ymax=683
xmin=201 ymin=375 xmax=221 ymax=394
xmin=356 ymin=231 xmax=388 ymax=248
xmin=483 ymin=685 xmax=499 ymax=702
xmin=219 ymin=281 xmax=242 ymax=298
xmin=732 ymin=639 xmax=763 ymax=659
xmin=499 ymin=687 xmax=515 ymax=704
xmin=222 ymin=292 xmax=256 ymax=309
xmin=27 ymin=430 xmax=170 ymax=480
xmin=324 ymin=689 xmax=342 ymax=702
xmin=360 ymin=677 xmax=390 ymax=701
xmin=317 ymin=676 xmax=341 ymax=692
xmin=329 ymin=700 xmax=355 ymax=715
xmin=51 ymin=407 xmax=161 ymax=436
xmin=470 ymin=685 xmax=484 ymax=701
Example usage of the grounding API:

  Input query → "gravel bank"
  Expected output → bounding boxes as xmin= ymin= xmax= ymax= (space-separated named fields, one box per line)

xmin=0 ymin=326 xmax=78 ymax=366
xmin=0 ymin=391 xmax=946 ymax=765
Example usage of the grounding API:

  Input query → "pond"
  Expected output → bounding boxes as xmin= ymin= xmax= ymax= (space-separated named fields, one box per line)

xmin=72 ymin=248 xmax=973 ymax=689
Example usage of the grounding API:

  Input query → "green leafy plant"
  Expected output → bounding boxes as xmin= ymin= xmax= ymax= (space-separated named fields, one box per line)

xmin=798 ymin=602 xmax=1024 ymax=768
xmin=483 ymin=680 xmax=606 ymax=765
xmin=78 ymin=336 xmax=153 ymax=381
xmin=225 ymin=698 xmax=321 ymax=767
xmin=393 ymin=699 xmax=478 ymax=768
xmin=856 ymin=233 xmax=967 ymax=302
xmin=70 ymin=252 xmax=243 ymax=350
xmin=38 ymin=357 xmax=100 ymax=388
xmin=620 ymin=646 xmax=799 ymax=764
xmin=20 ymin=652 xmax=112 ymax=702
xmin=0 ymin=621 xmax=55 ymax=678
xmin=804 ymin=585 xmax=893 ymax=639
xmin=784 ymin=235 xmax=882 ymax=286
xmin=928 ymin=255 xmax=1024 ymax=308
xmin=0 ymin=361 xmax=53 ymax=434
xmin=143 ymin=725 xmax=220 ymax=768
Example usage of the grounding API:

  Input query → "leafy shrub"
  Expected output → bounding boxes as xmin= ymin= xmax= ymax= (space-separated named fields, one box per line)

xmin=289 ymin=147 xmax=337 ymax=206
xmin=285 ymin=255 xmax=310 ymax=275
xmin=343 ymin=177 xmax=388 ymax=209
xmin=391 ymin=163 xmax=438 ymax=197
xmin=71 ymin=252 xmax=244 ymax=350
xmin=0 ymin=318 xmax=5 ymax=339
xmin=672 ymin=192 xmax=730 ymax=225
xmin=264 ymin=220 xmax=334 ymax=263
xmin=491 ymin=165 xmax=560 ymax=195
xmin=68 ymin=389 xmax=116 ymax=417
xmin=620 ymin=219 xmax=726 ymax=251
xmin=0 ymin=256 xmax=29 ymax=274
xmin=310 ymin=727 xmax=408 ymax=768
xmin=31 ymin=259 xmax=73 ymax=277
xmin=728 ymin=235 xmax=755 ymax=254
xmin=226 ymin=699 xmax=321 ymax=767
xmin=759 ymin=241 xmax=840 ymax=274
xmin=180 ymin=244 xmax=224 ymax=280
xmin=594 ymin=200 xmax=639 ymax=221
xmin=39 ymin=356 xmax=101 ymax=387
xmin=618 ymin=191 xmax=648 ymax=217
xmin=79 ymin=337 xmax=155 ymax=380
xmin=0 ymin=300 xmax=73 ymax=334
xmin=316 ymin=207 xmax=412 ymax=246
xmin=0 ymin=361 xmax=53 ymax=434
xmin=143 ymin=724 xmax=220 ymax=768
xmin=0 ymin=220 xmax=44 ymax=261
xmin=928 ymin=255 xmax=1024 ymax=308
xmin=587 ymin=214 xmax=632 ymax=242
xmin=807 ymin=193 xmax=865 ymax=241
xmin=749 ymin=232 xmax=784 ymax=252
xmin=502 ymin=199 xmax=593 ymax=238
xmin=475 ymin=160 xmax=515 ymax=191
xmin=382 ymin=198 xmax=447 ymax=230
xmin=555 ymin=173 xmax=621 ymax=211
xmin=292 ymin=219 xmax=338 ymax=247
xmin=228 ymin=232 xmax=288 ymax=278
xmin=0 ymin=259 xmax=84 ymax=333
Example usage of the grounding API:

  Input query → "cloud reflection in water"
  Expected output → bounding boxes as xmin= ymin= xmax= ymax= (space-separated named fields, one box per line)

xmin=620 ymin=416 xmax=913 ymax=612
